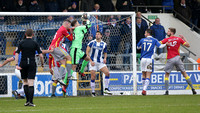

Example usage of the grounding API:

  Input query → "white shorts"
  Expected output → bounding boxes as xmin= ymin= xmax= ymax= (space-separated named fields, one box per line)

xmin=89 ymin=62 xmax=107 ymax=71
xmin=140 ymin=58 xmax=154 ymax=72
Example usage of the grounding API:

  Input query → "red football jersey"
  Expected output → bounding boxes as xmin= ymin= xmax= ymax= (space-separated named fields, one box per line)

xmin=49 ymin=26 xmax=73 ymax=49
xmin=160 ymin=36 xmax=186 ymax=59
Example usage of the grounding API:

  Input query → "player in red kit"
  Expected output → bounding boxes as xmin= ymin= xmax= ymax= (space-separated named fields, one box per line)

xmin=49 ymin=19 xmax=73 ymax=85
xmin=160 ymin=28 xmax=197 ymax=95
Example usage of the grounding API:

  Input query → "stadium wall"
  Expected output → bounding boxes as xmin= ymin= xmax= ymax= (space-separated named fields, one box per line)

xmin=1 ymin=71 xmax=200 ymax=97
xmin=104 ymin=71 xmax=200 ymax=95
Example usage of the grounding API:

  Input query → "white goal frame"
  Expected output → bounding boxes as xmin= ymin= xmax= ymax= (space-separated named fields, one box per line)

xmin=0 ymin=12 xmax=137 ymax=95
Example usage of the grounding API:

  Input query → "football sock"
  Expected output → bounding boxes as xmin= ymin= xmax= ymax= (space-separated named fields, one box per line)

xmin=105 ymin=76 xmax=110 ymax=89
xmin=49 ymin=80 xmax=53 ymax=94
xmin=52 ymin=82 xmax=57 ymax=95
xmin=16 ymin=88 xmax=24 ymax=96
xmin=24 ymin=85 xmax=29 ymax=102
xmin=185 ymin=76 xmax=194 ymax=89
xmin=90 ymin=80 xmax=95 ymax=93
xmin=18 ymin=80 xmax=23 ymax=89
xmin=165 ymin=77 xmax=169 ymax=91
xmin=64 ymin=70 xmax=74 ymax=84
xmin=80 ymin=60 xmax=89 ymax=73
xmin=66 ymin=61 xmax=72 ymax=78
xmin=29 ymin=86 xmax=34 ymax=104
xmin=143 ymin=78 xmax=150 ymax=91
xmin=60 ymin=64 xmax=66 ymax=79
xmin=142 ymin=78 xmax=146 ymax=87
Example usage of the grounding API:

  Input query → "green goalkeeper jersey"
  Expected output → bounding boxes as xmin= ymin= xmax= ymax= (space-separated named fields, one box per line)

xmin=71 ymin=20 xmax=91 ymax=49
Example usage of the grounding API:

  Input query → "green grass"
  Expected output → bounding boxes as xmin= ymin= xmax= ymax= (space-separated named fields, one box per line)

xmin=0 ymin=95 xmax=200 ymax=113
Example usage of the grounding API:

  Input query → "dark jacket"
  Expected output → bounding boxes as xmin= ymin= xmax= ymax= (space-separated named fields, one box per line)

xmin=57 ymin=0 xmax=71 ymax=11
xmin=81 ymin=0 xmax=94 ymax=12
xmin=29 ymin=3 xmax=42 ymax=12
xmin=150 ymin=24 xmax=166 ymax=41
xmin=175 ymin=4 xmax=191 ymax=25
xmin=116 ymin=0 xmax=132 ymax=11
xmin=95 ymin=0 xmax=114 ymax=11
xmin=16 ymin=3 xmax=27 ymax=12
xmin=141 ymin=19 xmax=148 ymax=31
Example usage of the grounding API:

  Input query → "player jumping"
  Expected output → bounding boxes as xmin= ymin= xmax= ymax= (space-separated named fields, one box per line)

xmin=49 ymin=19 xmax=73 ymax=86
xmin=69 ymin=14 xmax=91 ymax=78
xmin=160 ymin=27 xmax=197 ymax=95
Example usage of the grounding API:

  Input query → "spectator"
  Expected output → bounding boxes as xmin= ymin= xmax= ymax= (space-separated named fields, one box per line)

xmin=136 ymin=12 xmax=148 ymax=31
xmin=150 ymin=18 xmax=166 ymax=55
xmin=80 ymin=0 xmax=94 ymax=12
xmin=71 ymin=0 xmax=79 ymax=10
xmin=29 ymin=0 xmax=43 ymax=12
xmin=0 ymin=16 xmax=5 ymax=25
xmin=108 ymin=19 xmax=121 ymax=54
xmin=102 ymin=29 xmax=115 ymax=69
xmin=44 ymin=0 xmax=58 ymax=12
xmin=57 ymin=0 xmax=71 ymax=12
xmin=136 ymin=17 xmax=145 ymax=53
xmin=121 ymin=18 xmax=132 ymax=70
xmin=103 ymin=29 xmax=111 ymax=52
xmin=162 ymin=0 xmax=174 ymax=12
xmin=63 ymin=9 xmax=68 ymax=12
xmin=93 ymin=4 xmax=100 ymax=12
xmin=116 ymin=0 xmax=133 ymax=11
xmin=95 ymin=0 xmax=114 ymax=11
xmin=47 ymin=16 xmax=54 ymax=23
xmin=188 ymin=0 xmax=200 ymax=30
xmin=131 ymin=0 xmax=146 ymax=12
xmin=16 ymin=0 xmax=27 ymax=12
xmin=175 ymin=0 xmax=191 ymax=25
xmin=68 ymin=2 xmax=79 ymax=12
xmin=68 ymin=16 xmax=74 ymax=22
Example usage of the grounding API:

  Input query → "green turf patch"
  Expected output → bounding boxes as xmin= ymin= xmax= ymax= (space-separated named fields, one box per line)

xmin=0 ymin=95 xmax=200 ymax=113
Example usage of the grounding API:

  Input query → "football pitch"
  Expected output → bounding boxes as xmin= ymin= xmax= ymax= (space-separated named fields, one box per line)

xmin=0 ymin=95 xmax=200 ymax=113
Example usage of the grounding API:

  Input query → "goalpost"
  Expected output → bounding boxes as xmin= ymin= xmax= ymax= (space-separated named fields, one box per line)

xmin=0 ymin=12 xmax=137 ymax=97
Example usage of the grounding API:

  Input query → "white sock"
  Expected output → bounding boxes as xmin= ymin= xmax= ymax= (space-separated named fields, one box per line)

xmin=142 ymin=78 xmax=146 ymax=87
xmin=16 ymin=88 xmax=24 ymax=96
xmin=143 ymin=78 xmax=150 ymax=91
xmin=105 ymin=76 xmax=110 ymax=89
xmin=91 ymin=80 xmax=95 ymax=93
xmin=49 ymin=80 xmax=53 ymax=94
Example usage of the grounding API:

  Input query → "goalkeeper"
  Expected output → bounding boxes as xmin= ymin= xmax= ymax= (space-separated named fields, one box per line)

xmin=69 ymin=14 xmax=91 ymax=77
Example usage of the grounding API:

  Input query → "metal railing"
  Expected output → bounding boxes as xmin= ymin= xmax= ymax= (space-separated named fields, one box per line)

xmin=132 ymin=5 xmax=171 ymax=13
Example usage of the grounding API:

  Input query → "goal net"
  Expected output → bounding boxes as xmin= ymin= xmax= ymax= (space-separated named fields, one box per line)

xmin=0 ymin=12 xmax=136 ymax=97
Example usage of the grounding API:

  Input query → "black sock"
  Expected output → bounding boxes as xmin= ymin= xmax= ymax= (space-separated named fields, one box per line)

xmin=24 ymin=85 xmax=29 ymax=103
xmin=29 ymin=86 xmax=34 ymax=104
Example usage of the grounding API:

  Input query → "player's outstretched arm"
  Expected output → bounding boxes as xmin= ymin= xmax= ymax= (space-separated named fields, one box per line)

xmin=42 ymin=46 xmax=54 ymax=54
xmin=0 ymin=57 xmax=15 ymax=67
xmin=179 ymin=35 xmax=190 ymax=47
xmin=39 ymin=53 xmax=44 ymax=67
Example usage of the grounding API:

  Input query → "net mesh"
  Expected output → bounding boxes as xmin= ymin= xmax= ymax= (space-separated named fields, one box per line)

xmin=0 ymin=14 xmax=134 ymax=72
xmin=0 ymin=13 xmax=136 ymax=96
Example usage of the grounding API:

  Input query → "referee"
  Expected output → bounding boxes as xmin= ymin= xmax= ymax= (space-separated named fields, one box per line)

xmin=15 ymin=29 xmax=44 ymax=107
